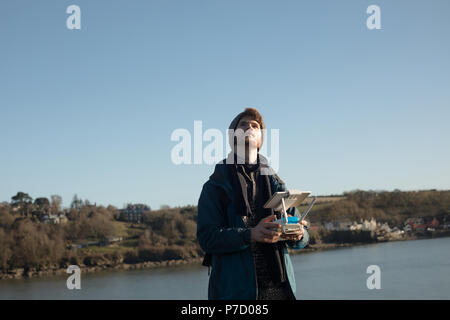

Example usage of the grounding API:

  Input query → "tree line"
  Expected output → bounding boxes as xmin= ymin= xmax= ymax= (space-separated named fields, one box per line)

xmin=1 ymin=189 xmax=449 ymax=272
xmin=0 ymin=193 xmax=119 ymax=270
xmin=0 ymin=192 xmax=201 ymax=272
xmin=307 ymin=189 xmax=450 ymax=227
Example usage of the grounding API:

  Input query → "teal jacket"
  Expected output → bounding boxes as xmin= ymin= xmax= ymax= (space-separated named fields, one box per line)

xmin=197 ymin=157 xmax=309 ymax=300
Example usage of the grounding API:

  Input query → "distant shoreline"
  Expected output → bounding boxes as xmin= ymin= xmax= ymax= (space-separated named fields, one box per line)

xmin=2 ymin=232 xmax=449 ymax=280
xmin=293 ymin=230 xmax=450 ymax=255
xmin=0 ymin=256 xmax=205 ymax=280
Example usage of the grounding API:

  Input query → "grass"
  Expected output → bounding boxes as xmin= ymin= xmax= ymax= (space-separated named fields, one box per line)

xmin=112 ymin=221 xmax=129 ymax=238
xmin=112 ymin=221 xmax=145 ymax=239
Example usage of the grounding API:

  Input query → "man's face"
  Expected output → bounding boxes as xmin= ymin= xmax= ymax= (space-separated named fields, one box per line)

xmin=234 ymin=116 xmax=262 ymax=150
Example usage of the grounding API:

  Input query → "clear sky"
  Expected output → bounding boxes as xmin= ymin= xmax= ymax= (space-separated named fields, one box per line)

xmin=1 ymin=0 xmax=449 ymax=209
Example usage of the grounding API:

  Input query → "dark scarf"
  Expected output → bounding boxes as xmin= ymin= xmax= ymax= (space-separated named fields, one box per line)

xmin=226 ymin=152 xmax=288 ymax=284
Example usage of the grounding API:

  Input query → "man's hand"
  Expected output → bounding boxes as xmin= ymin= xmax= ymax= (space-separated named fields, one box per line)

xmin=280 ymin=219 xmax=308 ymax=241
xmin=250 ymin=215 xmax=282 ymax=243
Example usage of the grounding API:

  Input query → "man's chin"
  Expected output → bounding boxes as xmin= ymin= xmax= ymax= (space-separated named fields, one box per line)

xmin=235 ymin=141 xmax=258 ymax=148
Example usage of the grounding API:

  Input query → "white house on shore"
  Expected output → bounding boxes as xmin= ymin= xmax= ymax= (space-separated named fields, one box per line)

xmin=40 ymin=213 xmax=68 ymax=224
xmin=350 ymin=218 xmax=377 ymax=231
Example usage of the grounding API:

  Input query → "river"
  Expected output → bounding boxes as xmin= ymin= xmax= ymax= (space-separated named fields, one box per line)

xmin=1 ymin=237 xmax=449 ymax=299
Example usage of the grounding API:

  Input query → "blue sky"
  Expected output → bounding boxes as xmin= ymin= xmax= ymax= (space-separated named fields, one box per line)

xmin=1 ymin=0 xmax=449 ymax=209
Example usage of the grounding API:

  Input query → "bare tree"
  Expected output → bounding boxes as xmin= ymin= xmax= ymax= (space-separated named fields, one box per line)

xmin=50 ymin=195 xmax=63 ymax=214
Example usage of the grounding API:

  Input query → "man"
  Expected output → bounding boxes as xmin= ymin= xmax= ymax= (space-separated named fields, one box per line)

xmin=197 ymin=107 xmax=309 ymax=300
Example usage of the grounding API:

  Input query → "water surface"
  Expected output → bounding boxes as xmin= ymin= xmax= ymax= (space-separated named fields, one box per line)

xmin=1 ymin=237 xmax=449 ymax=299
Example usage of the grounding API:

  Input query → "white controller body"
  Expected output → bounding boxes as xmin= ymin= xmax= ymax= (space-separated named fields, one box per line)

xmin=274 ymin=218 xmax=303 ymax=234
